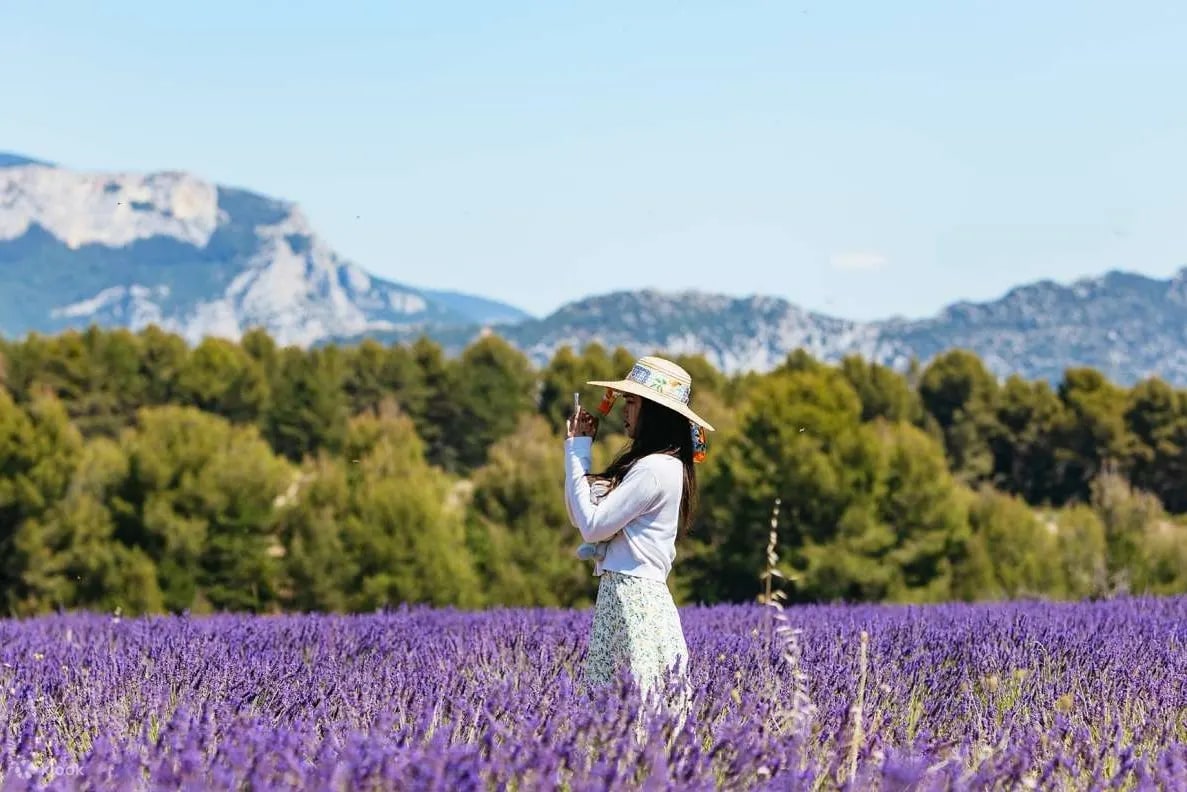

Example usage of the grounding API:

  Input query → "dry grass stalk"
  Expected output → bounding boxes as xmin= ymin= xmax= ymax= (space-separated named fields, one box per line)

xmin=759 ymin=497 xmax=784 ymax=606
xmin=758 ymin=497 xmax=816 ymax=762
xmin=842 ymin=630 xmax=870 ymax=785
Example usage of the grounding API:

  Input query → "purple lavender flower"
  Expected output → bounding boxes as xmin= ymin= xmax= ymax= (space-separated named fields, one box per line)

xmin=1 ymin=596 xmax=1185 ymax=789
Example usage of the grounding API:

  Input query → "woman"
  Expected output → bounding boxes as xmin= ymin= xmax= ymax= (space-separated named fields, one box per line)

xmin=564 ymin=356 xmax=715 ymax=696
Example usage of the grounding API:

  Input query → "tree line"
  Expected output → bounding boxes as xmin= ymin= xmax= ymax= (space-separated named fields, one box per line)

xmin=0 ymin=325 xmax=1184 ymax=617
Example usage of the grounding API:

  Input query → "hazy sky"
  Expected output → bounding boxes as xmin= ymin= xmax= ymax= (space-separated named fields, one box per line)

xmin=4 ymin=1 xmax=1185 ymax=319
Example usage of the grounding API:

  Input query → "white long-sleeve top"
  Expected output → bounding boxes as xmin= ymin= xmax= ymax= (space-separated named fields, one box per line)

xmin=563 ymin=436 xmax=683 ymax=582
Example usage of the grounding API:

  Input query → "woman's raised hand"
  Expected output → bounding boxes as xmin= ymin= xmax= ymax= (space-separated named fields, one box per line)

xmin=566 ymin=408 xmax=599 ymax=439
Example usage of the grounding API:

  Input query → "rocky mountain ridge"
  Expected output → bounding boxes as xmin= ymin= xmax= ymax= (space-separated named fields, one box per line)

xmin=2 ymin=152 xmax=1184 ymax=385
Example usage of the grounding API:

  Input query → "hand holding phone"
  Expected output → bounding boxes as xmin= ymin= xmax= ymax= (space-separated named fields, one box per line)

xmin=566 ymin=391 xmax=598 ymax=439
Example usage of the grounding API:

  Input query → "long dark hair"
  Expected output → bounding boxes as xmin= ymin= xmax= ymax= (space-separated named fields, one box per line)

xmin=590 ymin=397 xmax=698 ymax=535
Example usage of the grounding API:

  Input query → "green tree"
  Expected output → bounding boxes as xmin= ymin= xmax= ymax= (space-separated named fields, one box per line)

xmin=16 ymin=435 xmax=163 ymax=615
xmin=264 ymin=346 xmax=349 ymax=462
xmin=1051 ymin=504 xmax=1108 ymax=599
xmin=465 ymin=414 xmax=598 ymax=607
xmin=840 ymin=355 xmax=925 ymax=424
xmin=918 ymin=350 xmax=1000 ymax=484
xmin=348 ymin=409 xmax=482 ymax=608
xmin=1122 ymin=377 xmax=1187 ymax=511
xmin=1140 ymin=522 xmax=1187 ymax=595
xmin=688 ymin=364 xmax=974 ymax=605
xmin=671 ymin=353 xmax=727 ymax=403
xmin=78 ymin=327 xmax=146 ymax=436
xmin=275 ymin=456 xmax=353 ymax=612
xmin=793 ymin=421 xmax=969 ymax=603
xmin=0 ymin=392 xmax=88 ymax=613
xmin=871 ymin=421 xmax=969 ymax=598
xmin=962 ymin=487 xmax=1066 ymax=599
xmin=990 ymin=376 xmax=1065 ymax=503
xmin=111 ymin=406 xmax=292 ymax=612
xmin=240 ymin=327 xmax=279 ymax=381
xmin=177 ymin=336 xmax=270 ymax=423
xmin=776 ymin=348 xmax=826 ymax=375
xmin=1089 ymin=468 xmax=1164 ymax=592
xmin=278 ymin=408 xmax=482 ymax=610
xmin=686 ymin=367 xmax=872 ymax=603
xmin=342 ymin=339 xmax=427 ymax=420
xmin=539 ymin=346 xmax=586 ymax=432
xmin=411 ymin=336 xmax=462 ymax=471
xmin=447 ymin=335 xmax=537 ymax=471
xmin=1054 ymin=368 xmax=1131 ymax=504
xmin=137 ymin=325 xmax=190 ymax=406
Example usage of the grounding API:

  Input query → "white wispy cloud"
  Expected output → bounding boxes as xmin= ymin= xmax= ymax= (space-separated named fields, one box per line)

xmin=829 ymin=252 xmax=888 ymax=272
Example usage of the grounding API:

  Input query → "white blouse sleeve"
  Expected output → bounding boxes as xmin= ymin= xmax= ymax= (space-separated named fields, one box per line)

xmin=564 ymin=437 xmax=591 ymax=530
xmin=564 ymin=437 xmax=662 ymax=543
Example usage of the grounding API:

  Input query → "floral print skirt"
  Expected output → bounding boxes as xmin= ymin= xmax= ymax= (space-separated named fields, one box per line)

xmin=583 ymin=570 xmax=689 ymax=696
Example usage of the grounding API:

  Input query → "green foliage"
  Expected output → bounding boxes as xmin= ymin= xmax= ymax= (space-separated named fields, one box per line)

xmin=1051 ymin=505 xmax=1109 ymax=600
xmin=274 ymin=456 xmax=353 ymax=612
xmin=342 ymin=339 xmax=427 ymax=421
xmin=918 ymin=350 xmax=1000 ymax=483
xmin=17 ymin=436 xmax=164 ymax=615
xmin=688 ymin=367 xmax=870 ymax=603
xmin=790 ymin=421 xmax=969 ymax=604
xmin=277 ymin=408 xmax=482 ymax=611
xmin=3 ymin=324 xmax=1187 ymax=615
xmin=961 ymin=487 xmax=1066 ymax=600
xmin=264 ymin=345 xmax=349 ymax=462
xmin=0 ymin=392 xmax=88 ymax=613
xmin=447 ymin=335 xmax=537 ymax=471
xmin=111 ymin=406 xmax=293 ymax=612
xmin=177 ymin=337 xmax=270 ymax=423
xmin=538 ymin=343 xmax=630 ymax=436
xmin=840 ymin=355 xmax=925 ymax=425
xmin=464 ymin=414 xmax=598 ymax=607
xmin=688 ymin=368 xmax=971 ymax=605
xmin=1054 ymin=368 xmax=1131 ymax=503
xmin=1121 ymin=377 xmax=1187 ymax=511
xmin=138 ymin=325 xmax=191 ymax=405
xmin=989 ymin=376 xmax=1065 ymax=503
xmin=3 ymin=328 xmax=147 ymax=437
xmin=868 ymin=421 xmax=970 ymax=599
xmin=411 ymin=336 xmax=462 ymax=472
xmin=1088 ymin=468 xmax=1179 ymax=594
xmin=538 ymin=345 xmax=584 ymax=432
xmin=345 ymin=410 xmax=482 ymax=609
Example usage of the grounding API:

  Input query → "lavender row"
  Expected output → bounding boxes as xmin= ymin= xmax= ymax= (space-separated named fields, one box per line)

xmin=2 ymin=596 xmax=1186 ymax=790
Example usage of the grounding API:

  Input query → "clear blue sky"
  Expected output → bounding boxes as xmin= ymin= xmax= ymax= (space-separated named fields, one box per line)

xmin=4 ymin=1 xmax=1185 ymax=319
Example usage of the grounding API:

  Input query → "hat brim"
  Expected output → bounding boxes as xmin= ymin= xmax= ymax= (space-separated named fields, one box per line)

xmin=586 ymin=379 xmax=715 ymax=432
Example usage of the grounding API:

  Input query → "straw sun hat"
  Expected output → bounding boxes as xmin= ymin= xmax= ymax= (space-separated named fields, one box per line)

xmin=587 ymin=356 xmax=715 ymax=432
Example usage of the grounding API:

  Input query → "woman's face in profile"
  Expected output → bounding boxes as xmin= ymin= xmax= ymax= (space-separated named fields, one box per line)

xmin=623 ymin=393 xmax=642 ymax=438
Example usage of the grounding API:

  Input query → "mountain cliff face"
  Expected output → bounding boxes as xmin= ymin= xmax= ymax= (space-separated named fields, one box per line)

xmin=0 ymin=155 xmax=524 ymax=346
xmin=2 ymin=153 xmax=1184 ymax=385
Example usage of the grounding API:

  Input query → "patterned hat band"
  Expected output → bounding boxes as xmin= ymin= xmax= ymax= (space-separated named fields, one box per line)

xmin=626 ymin=362 xmax=692 ymax=405
xmin=586 ymin=355 xmax=715 ymax=432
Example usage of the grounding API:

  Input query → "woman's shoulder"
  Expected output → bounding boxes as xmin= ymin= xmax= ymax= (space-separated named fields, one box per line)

xmin=632 ymin=452 xmax=683 ymax=478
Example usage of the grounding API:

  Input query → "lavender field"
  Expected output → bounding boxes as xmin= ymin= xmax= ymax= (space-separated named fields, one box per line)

xmin=2 ymin=597 xmax=1186 ymax=791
